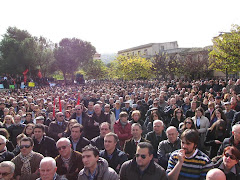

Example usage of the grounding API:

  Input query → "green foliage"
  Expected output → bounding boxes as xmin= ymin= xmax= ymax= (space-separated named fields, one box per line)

xmin=110 ymin=55 xmax=153 ymax=80
xmin=84 ymin=59 xmax=108 ymax=79
xmin=209 ymin=24 xmax=240 ymax=77
xmin=54 ymin=38 xmax=96 ymax=83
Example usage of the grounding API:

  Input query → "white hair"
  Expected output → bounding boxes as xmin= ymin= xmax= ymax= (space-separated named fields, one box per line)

xmin=0 ymin=135 xmax=7 ymax=144
xmin=232 ymin=124 xmax=240 ymax=132
xmin=56 ymin=137 xmax=70 ymax=146
xmin=40 ymin=157 xmax=56 ymax=168
xmin=153 ymin=120 xmax=164 ymax=127
xmin=0 ymin=161 xmax=15 ymax=173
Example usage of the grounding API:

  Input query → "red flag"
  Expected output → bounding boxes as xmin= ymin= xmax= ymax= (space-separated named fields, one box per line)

xmin=59 ymin=97 xmax=62 ymax=112
xmin=38 ymin=69 xmax=42 ymax=79
xmin=77 ymin=92 xmax=81 ymax=105
xmin=53 ymin=98 xmax=55 ymax=118
xmin=22 ymin=69 xmax=29 ymax=83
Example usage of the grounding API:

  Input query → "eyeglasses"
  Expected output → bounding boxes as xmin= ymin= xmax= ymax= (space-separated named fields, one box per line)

xmin=176 ymin=112 xmax=182 ymax=114
xmin=20 ymin=145 xmax=31 ymax=149
xmin=224 ymin=152 xmax=237 ymax=160
xmin=58 ymin=115 xmax=64 ymax=117
xmin=0 ymin=172 xmax=11 ymax=177
xmin=57 ymin=144 xmax=70 ymax=151
xmin=135 ymin=154 xmax=147 ymax=159
xmin=185 ymin=122 xmax=192 ymax=124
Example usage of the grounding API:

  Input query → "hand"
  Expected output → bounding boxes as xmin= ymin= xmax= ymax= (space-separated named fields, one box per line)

xmin=94 ymin=121 xmax=99 ymax=126
xmin=177 ymin=149 xmax=185 ymax=163
xmin=58 ymin=133 xmax=63 ymax=138
xmin=215 ymin=140 xmax=222 ymax=144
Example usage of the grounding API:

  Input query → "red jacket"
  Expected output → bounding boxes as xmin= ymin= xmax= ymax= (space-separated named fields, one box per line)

xmin=114 ymin=120 xmax=132 ymax=149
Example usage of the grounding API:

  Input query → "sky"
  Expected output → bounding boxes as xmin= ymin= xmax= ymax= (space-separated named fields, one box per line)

xmin=0 ymin=0 xmax=240 ymax=54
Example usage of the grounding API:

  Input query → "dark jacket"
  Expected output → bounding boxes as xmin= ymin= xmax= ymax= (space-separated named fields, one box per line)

xmin=0 ymin=151 xmax=14 ymax=162
xmin=68 ymin=135 xmax=90 ymax=153
xmin=119 ymin=158 xmax=167 ymax=180
xmin=56 ymin=150 xmax=83 ymax=180
xmin=8 ymin=124 xmax=25 ymax=146
xmin=218 ymin=136 xmax=240 ymax=155
xmin=70 ymin=112 xmax=89 ymax=128
xmin=48 ymin=120 xmax=68 ymax=141
xmin=100 ymin=148 xmax=128 ymax=173
xmin=123 ymin=137 xmax=149 ymax=160
xmin=145 ymin=131 xmax=167 ymax=158
xmin=85 ymin=111 xmax=110 ymax=140
xmin=91 ymin=136 xmax=104 ymax=151
xmin=169 ymin=117 xmax=185 ymax=130
xmin=33 ymin=136 xmax=58 ymax=158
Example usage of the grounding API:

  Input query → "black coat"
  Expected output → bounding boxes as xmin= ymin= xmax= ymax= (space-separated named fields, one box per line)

xmin=33 ymin=136 xmax=58 ymax=158
xmin=8 ymin=124 xmax=25 ymax=146
xmin=68 ymin=135 xmax=90 ymax=153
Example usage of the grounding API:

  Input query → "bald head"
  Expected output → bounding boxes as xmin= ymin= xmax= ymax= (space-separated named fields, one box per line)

xmin=206 ymin=168 xmax=226 ymax=180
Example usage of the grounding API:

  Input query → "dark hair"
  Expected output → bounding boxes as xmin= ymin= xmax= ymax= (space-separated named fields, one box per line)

xmin=137 ymin=142 xmax=154 ymax=155
xmin=0 ymin=128 xmax=10 ymax=140
xmin=195 ymin=107 xmax=204 ymax=116
xmin=82 ymin=145 xmax=99 ymax=157
xmin=173 ymin=108 xmax=184 ymax=119
xmin=22 ymin=123 xmax=35 ymax=137
xmin=34 ymin=124 xmax=45 ymax=132
xmin=223 ymin=146 xmax=240 ymax=161
xmin=149 ymin=111 xmax=161 ymax=122
xmin=119 ymin=111 xmax=128 ymax=118
xmin=209 ymin=119 xmax=226 ymax=137
xmin=211 ymin=108 xmax=227 ymax=122
xmin=99 ymin=122 xmax=111 ymax=130
xmin=20 ymin=137 xmax=34 ymax=146
xmin=181 ymin=118 xmax=196 ymax=131
xmin=105 ymin=132 xmax=119 ymax=143
xmin=181 ymin=129 xmax=199 ymax=146
xmin=71 ymin=123 xmax=84 ymax=133
xmin=26 ymin=112 xmax=32 ymax=118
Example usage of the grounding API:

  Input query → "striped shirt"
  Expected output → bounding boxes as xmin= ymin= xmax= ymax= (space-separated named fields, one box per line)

xmin=166 ymin=149 xmax=213 ymax=180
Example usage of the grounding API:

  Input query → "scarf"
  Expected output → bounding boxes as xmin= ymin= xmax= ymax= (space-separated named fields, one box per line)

xmin=20 ymin=151 xmax=34 ymax=175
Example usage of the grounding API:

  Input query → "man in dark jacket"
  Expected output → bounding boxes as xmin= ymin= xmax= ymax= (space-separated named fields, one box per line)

xmin=123 ymin=123 xmax=149 ymax=160
xmin=48 ymin=112 xmax=68 ymax=141
xmin=100 ymin=132 xmax=128 ymax=173
xmin=68 ymin=123 xmax=90 ymax=153
xmin=120 ymin=142 xmax=167 ymax=180
xmin=145 ymin=120 xmax=167 ymax=160
xmin=33 ymin=124 xmax=58 ymax=158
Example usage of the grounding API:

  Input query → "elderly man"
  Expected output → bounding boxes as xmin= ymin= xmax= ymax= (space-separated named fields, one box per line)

xmin=78 ymin=145 xmax=118 ymax=180
xmin=103 ymin=104 xmax=116 ymax=131
xmin=68 ymin=123 xmax=90 ymax=153
xmin=85 ymin=104 xmax=110 ymax=140
xmin=157 ymin=126 xmax=181 ymax=169
xmin=167 ymin=129 xmax=213 ymax=180
xmin=0 ymin=161 xmax=15 ymax=180
xmin=120 ymin=142 xmax=167 ymax=180
xmin=206 ymin=168 xmax=226 ymax=180
xmin=123 ymin=123 xmax=149 ymax=160
xmin=11 ymin=137 xmax=44 ymax=180
xmin=0 ymin=135 xmax=14 ymax=162
xmin=48 ymin=112 xmax=68 ymax=141
xmin=218 ymin=124 xmax=240 ymax=155
xmin=100 ymin=132 xmax=128 ymax=173
xmin=145 ymin=120 xmax=167 ymax=160
xmin=55 ymin=138 xmax=83 ymax=180
xmin=37 ymin=157 xmax=67 ymax=180
xmin=70 ymin=104 xmax=89 ymax=127
xmin=91 ymin=122 xmax=111 ymax=150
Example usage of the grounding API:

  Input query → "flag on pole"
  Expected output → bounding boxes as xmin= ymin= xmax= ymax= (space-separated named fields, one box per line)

xmin=59 ymin=97 xmax=62 ymax=112
xmin=37 ymin=69 xmax=42 ymax=79
xmin=22 ymin=69 xmax=29 ymax=83
xmin=77 ymin=92 xmax=81 ymax=105
xmin=53 ymin=98 xmax=56 ymax=118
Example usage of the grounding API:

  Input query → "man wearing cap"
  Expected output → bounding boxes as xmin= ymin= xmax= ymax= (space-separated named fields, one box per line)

xmin=121 ymin=100 xmax=132 ymax=115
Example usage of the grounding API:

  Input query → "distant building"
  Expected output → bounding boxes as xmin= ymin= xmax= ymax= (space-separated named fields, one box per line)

xmin=118 ymin=41 xmax=179 ymax=58
xmin=93 ymin=53 xmax=101 ymax=60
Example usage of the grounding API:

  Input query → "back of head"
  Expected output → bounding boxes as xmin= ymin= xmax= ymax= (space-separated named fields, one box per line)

xmin=206 ymin=168 xmax=226 ymax=180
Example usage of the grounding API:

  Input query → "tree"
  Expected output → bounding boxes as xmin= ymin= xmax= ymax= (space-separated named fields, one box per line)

xmin=111 ymin=55 xmax=153 ymax=80
xmin=209 ymin=24 xmax=240 ymax=80
xmin=54 ymin=38 xmax=96 ymax=84
xmin=84 ymin=59 xmax=108 ymax=79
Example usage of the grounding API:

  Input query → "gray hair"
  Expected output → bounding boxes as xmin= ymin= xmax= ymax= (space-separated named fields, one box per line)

xmin=232 ymin=124 xmax=240 ymax=132
xmin=40 ymin=157 xmax=56 ymax=168
xmin=153 ymin=120 xmax=164 ymax=127
xmin=131 ymin=123 xmax=142 ymax=130
xmin=56 ymin=137 xmax=71 ymax=146
xmin=0 ymin=135 xmax=7 ymax=144
xmin=0 ymin=161 xmax=15 ymax=173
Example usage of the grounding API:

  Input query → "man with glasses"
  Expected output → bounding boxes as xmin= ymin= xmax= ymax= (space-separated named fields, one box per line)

xmin=218 ymin=124 xmax=240 ymax=155
xmin=11 ymin=137 xmax=44 ymax=180
xmin=120 ymin=142 xmax=167 ymax=180
xmin=157 ymin=126 xmax=181 ymax=169
xmin=0 ymin=161 xmax=15 ymax=180
xmin=55 ymin=138 xmax=83 ymax=180
xmin=49 ymin=112 xmax=68 ymax=141
xmin=167 ymin=129 xmax=213 ymax=180
xmin=70 ymin=104 xmax=89 ymax=128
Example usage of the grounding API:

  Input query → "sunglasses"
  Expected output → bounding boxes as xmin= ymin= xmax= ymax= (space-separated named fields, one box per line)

xmin=57 ymin=145 xmax=69 ymax=151
xmin=20 ymin=145 xmax=31 ymax=149
xmin=135 ymin=154 xmax=147 ymax=159
xmin=0 ymin=172 xmax=11 ymax=177
xmin=186 ymin=122 xmax=192 ymax=124
xmin=58 ymin=115 xmax=64 ymax=117
xmin=224 ymin=152 xmax=237 ymax=160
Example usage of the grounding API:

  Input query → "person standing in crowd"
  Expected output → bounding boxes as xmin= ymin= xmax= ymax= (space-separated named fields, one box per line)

xmin=48 ymin=112 xmax=68 ymax=141
xmin=103 ymin=104 xmax=116 ymax=131
xmin=157 ymin=126 xmax=181 ymax=169
xmin=120 ymin=142 xmax=167 ymax=180
xmin=145 ymin=120 xmax=167 ymax=160
xmin=70 ymin=104 xmax=89 ymax=127
xmin=55 ymin=138 xmax=83 ymax=180
xmin=11 ymin=137 xmax=44 ymax=180
xmin=91 ymin=122 xmax=111 ymax=150
xmin=170 ymin=108 xmax=185 ymax=130
xmin=78 ymin=145 xmax=119 ymax=180
xmin=167 ymin=129 xmax=213 ymax=180
xmin=100 ymin=132 xmax=128 ymax=173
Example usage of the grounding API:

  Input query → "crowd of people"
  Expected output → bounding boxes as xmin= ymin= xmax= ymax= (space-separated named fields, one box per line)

xmin=0 ymin=78 xmax=240 ymax=179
